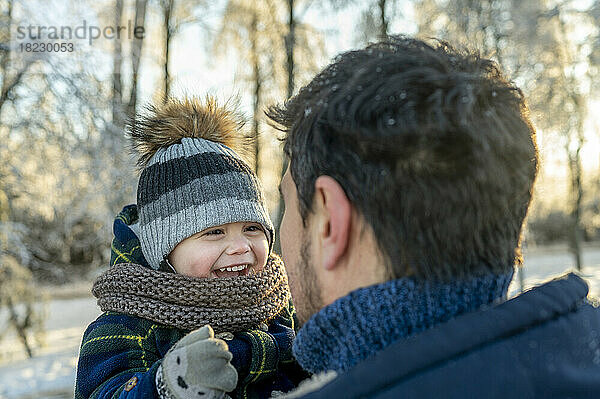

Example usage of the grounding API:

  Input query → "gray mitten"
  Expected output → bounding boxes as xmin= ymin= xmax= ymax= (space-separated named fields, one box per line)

xmin=156 ymin=325 xmax=238 ymax=399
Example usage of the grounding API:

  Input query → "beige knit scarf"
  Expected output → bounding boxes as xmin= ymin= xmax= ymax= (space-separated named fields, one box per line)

xmin=92 ymin=254 xmax=291 ymax=333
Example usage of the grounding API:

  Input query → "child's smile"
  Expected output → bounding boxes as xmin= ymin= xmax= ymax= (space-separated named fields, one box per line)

xmin=168 ymin=221 xmax=269 ymax=278
xmin=213 ymin=263 xmax=255 ymax=278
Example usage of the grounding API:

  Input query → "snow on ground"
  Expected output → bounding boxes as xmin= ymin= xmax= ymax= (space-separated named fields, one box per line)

xmin=1 ymin=245 xmax=600 ymax=398
xmin=508 ymin=244 xmax=600 ymax=298
xmin=0 ymin=297 xmax=100 ymax=399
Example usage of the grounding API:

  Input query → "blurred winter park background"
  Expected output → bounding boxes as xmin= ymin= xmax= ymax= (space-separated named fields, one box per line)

xmin=1 ymin=0 xmax=600 ymax=397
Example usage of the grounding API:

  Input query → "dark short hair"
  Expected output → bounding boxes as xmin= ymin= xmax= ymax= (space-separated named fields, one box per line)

xmin=268 ymin=35 xmax=538 ymax=281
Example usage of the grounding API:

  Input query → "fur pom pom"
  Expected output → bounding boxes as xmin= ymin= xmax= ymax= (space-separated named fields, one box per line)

xmin=128 ymin=96 xmax=251 ymax=169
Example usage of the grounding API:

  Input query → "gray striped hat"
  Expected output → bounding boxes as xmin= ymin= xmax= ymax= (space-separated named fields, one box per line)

xmin=131 ymin=98 xmax=274 ymax=270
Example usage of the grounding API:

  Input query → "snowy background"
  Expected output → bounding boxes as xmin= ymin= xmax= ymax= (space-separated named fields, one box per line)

xmin=1 ymin=244 xmax=600 ymax=399
xmin=2 ymin=0 xmax=600 ymax=397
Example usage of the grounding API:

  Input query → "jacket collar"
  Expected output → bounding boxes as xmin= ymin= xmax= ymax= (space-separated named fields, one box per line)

xmin=293 ymin=270 xmax=514 ymax=374
xmin=309 ymin=272 xmax=588 ymax=398
xmin=110 ymin=204 xmax=151 ymax=268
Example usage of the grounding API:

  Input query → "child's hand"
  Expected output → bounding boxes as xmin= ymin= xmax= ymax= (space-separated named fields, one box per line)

xmin=157 ymin=325 xmax=238 ymax=399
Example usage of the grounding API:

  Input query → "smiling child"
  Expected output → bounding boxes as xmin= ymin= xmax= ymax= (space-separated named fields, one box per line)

xmin=74 ymin=97 xmax=305 ymax=399
xmin=167 ymin=221 xmax=268 ymax=279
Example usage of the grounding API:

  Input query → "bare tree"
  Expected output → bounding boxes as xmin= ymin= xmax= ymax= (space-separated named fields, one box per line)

xmin=156 ymin=0 xmax=206 ymax=102
xmin=0 ymin=0 xmax=46 ymax=350
xmin=414 ymin=0 xmax=600 ymax=269
xmin=0 ymin=0 xmax=136 ymax=280
xmin=128 ymin=0 xmax=148 ymax=122
xmin=377 ymin=0 xmax=389 ymax=39
xmin=250 ymin=11 xmax=262 ymax=171
xmin=160 ymin=0 xmax=174 ymax=103
xmin=0 ymin=254 xmax=45 ymax=358
xmin=216 ymin=0 xmax=326 ymax=253
xmin=0 ymin=0 xmax=35 ymax=113
xmin=112 ymin=0 xmax=125 ymax=127
xmin=285 ymin=0 xmax=295 ymax=99
xmin=550 ymin=6 xmax=589 ymax=270
xmin=217 ymin=0 xmax=287 ymax=173
xmin=354 ymin=0 xmax=401 ymax=44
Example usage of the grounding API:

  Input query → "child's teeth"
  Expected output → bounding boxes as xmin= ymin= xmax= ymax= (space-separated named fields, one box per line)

xmin=219 ymin=264 xmax=249 ymax=273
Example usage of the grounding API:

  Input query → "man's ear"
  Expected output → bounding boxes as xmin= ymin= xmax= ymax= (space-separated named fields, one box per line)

xmin=313 ymin=176 xmax=351 ymax=271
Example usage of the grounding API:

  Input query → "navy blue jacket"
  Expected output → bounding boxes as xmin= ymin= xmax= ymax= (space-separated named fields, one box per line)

xmin=301 ymin=273 xmax=600 ymax=398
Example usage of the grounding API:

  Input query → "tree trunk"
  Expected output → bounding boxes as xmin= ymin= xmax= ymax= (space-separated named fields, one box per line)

xmin=567 ymin=131 xmax=584 ymax=271
xmin=0 ymin=191 xmax=10 ymax=255
xmin=378 ymin=0 xmax=388 ymax=39
xmin=112 ymin=0 xmax=124 ymax=128
xmin=0 ymin=0 xmax=16 ymax=112
xmin=250 ymin=12 xmax=261 ymax=175
xmin=274 ymin=0 xmax=296 ymax=254
xmin=0 ymin=0 xmax=13 ymax=89
xmin=285 ymin=0 xmax=295 ymax=99
xmin=0 ymin=0 xmax=34 ymax=116
xmin=163 ymin=0 xmax=174 ymax=103
xmin=555 ymin=9 xmax=585 ymax=271
xmin=6 ymin=297 xmax=33 ymax=358
xmin=128 ymin=0 xmax=148 ymax=121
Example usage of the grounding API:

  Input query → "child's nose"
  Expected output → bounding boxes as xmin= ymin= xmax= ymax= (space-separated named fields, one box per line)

xmin=225 ymin=234 xmax=251 ymax=255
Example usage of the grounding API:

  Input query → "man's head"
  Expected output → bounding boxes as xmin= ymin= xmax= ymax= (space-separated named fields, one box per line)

xmin=271 ymin=36 xmax=538 ymax=324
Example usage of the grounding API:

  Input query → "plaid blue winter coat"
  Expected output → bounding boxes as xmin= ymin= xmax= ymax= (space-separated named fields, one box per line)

xmin=74 ymin=205 xmax=307 ymax=399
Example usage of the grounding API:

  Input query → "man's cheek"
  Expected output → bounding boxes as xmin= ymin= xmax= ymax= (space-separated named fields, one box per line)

xmin=279 ymin=227 xmax=296 ymax=267
xmin=285 ymin=264 xmax=300 ymax=295
xmin=284 ymin=261 xmax=297 ymax=286
xmin=288 ymin=274 xmax=303 ymax=307
xmin=279 ymin=216 xmax=289 ymax=259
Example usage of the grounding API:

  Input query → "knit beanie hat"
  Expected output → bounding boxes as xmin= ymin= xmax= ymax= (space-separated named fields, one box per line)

xmin=128 ymin=97 xmax=274 ymax=270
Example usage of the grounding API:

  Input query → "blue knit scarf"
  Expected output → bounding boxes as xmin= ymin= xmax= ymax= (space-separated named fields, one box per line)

xmin=292 ymin=271 xmax=513 ymax=374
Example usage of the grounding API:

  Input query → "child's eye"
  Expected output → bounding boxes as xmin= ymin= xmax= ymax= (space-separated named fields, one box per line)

xmin=245 ymin=224 xmax=263 ymax=233
xmin=203 ymin=228 xmax=224 ymax=236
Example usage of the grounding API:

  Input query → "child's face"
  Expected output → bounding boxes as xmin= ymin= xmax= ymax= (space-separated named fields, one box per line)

xmin=168 ymin=221 xmax=269 ymax=278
